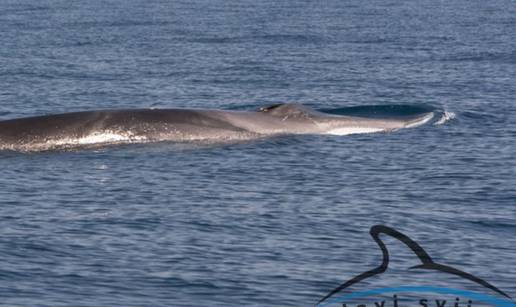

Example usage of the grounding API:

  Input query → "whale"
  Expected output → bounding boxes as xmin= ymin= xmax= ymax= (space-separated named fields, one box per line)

xmin=0 ymin=103 xmax=434 ymax=152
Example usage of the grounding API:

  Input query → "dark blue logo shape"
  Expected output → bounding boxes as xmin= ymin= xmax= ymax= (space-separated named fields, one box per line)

xmin=317 ymin=225 xmax=514 ymax=307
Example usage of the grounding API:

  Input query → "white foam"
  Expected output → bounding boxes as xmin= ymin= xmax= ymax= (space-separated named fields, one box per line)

xmin=434 ymin=111 xmax=456 ymax=125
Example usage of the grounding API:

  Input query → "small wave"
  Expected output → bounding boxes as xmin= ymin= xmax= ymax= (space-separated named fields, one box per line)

xmin=190 ymin=34 xmax=326 ymax=45
xmin=322 ymin=104 xmax=435 ymax=118
xmin=442 ymin=51 xmax=516 ymax=64
xmin=434 ymin=111 xmax=456 ymax=125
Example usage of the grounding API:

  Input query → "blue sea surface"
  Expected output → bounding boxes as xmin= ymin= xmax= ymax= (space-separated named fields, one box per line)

xmin=1 ymin=0 xmax=515 ymax=306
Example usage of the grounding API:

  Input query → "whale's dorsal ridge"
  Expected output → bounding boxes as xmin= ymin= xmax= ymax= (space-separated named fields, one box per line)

xmin=258 ymin=103 xmax=284 ymax=112
xmin=258 ymin=103 xmax=318 ymax=118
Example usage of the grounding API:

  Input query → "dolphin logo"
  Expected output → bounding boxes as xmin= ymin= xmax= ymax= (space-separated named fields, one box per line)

xmin=318 ymin=225 xmax=512 ymax=306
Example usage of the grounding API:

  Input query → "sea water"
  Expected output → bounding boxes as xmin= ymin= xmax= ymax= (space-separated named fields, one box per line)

xmin=0 ymin=0 xmax=515 ymax=306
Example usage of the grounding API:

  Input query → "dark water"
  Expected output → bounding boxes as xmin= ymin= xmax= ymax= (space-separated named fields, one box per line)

xmin=1 ymin=0 xmax=515 ymax=306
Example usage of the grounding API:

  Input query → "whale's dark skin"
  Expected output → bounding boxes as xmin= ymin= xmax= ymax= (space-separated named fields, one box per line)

xmin=0 ymin=104 xmax=434 ymax=151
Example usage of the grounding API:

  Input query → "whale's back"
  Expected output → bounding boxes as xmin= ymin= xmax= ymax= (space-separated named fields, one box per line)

xmin=0 ymin=109 xmax=253 ymax=151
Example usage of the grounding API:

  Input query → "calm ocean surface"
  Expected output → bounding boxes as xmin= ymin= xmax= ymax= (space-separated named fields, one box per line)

xmin=1 ymin=0 xmax=515 ymax=306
